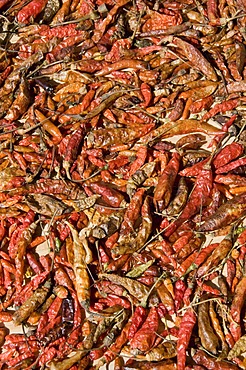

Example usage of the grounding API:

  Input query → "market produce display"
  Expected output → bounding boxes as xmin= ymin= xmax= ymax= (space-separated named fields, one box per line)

xmin=1 ymin=0 xmax=246 ymax=369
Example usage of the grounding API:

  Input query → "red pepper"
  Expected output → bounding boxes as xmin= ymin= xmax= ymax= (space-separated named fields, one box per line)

xmin=98 ymin=294 xmax=131 ymax=309
xmin=231 ymin=276 xmax=246 ymax=323
xmin=104 ymin=322 xmax=131 ymax=364
xmin=128 ymin=146 xmax=148 ymax=178
xmin=229 ymin=320 xmax=241 ymax=342
xmin=213 ymin=143 xmax=244 ymax=169
xmin=177 ymin=309 xmax=197 ymax=370
xmin=207 ymin=0 xmax=220 ymax=25
xmin=194 ymin=243 xmax=219 ymax=268
xmin=179 ymin=158 xmax=210 ymax=177
xmin=17 ymin=0 xmax=49 ymax=24
xmin=140 ymin=83 xmax=152 ymax=107
xmin=154 ymin=152 xmax=180 ymax=211
xmin=166 ymin=166 xmax=213 ymax=236
xmin=47 ymin=296 xmax=63 ymax=321
xmin=197 ymin=280 xmax=221 ymax=296
xmin=226 ymin=259 xmax=236 ymax=288
xmin=26 ymin=252 xmax=43 ymax=275
xmin=119 ymin=188 xmax=145 ymax=237
xmin=130 ymin=307 xmax=159 ymax=352
xmin=202 ymin=99 xmax=238 ymax=121
xmin=99 ymin=245 xmax=110 ymax=264
xmin=90 ymin=348 xmax=105 ymax=361
xmin=172 ymin=232 xmax=193 ymax=253
xmin=215 ymin=157 xmax=246 ymax=174
xmin=157 ymin=303 xmax=167 ymax=318
xmin=107 ymin=254 xmax=129 ymax=271
xmin=194 ymin=349 xmax=239 ymax=369
xmin=90 ymin=182 xmax=124 ymax=207
xmin=63 ymin=127 xmax=84 ymax=178
xmin=174 ymin=280 xmax=187 ymax=311
xmin=128 ymin=306 xmax=147 ymax=340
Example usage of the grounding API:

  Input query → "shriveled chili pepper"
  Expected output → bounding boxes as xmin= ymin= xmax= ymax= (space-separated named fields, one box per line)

xmin=166 ymin=165 xmax=213 ymax=236
xmin=118 ymin=188 xmax=145 ymax=237
xmin=35 ymin=109 xmax=62 ymax=144
xmin=13 ymin=280 xmax=51 ymax=325
xmin=130 ymin=306 xmax=159 ymax=352
xmin=231 ymin=275 xmax=246 ymax=324
xmin=209 ymin=301 xmax=229 ymax=356
xmin=226 ymin=259 xmax=236 ymax=289
xmin=154 ymin=152 xmax=180 ymax=212
xmin=215 ymin=157 xmax=246 ymax=174
xmin=177 ymin=309 xmax=196 ymax=370
xmin=17 ymin=0 xmax=49 ymax=24
xmin=213 ymin=143 xmax=244 ymax=169
xmin=128 ymin=306 xmax=147 ymax=340
xmin=199 ymin=193 xmax=246 ymax=232
xmin=177 ymin=234 xmax=205 ymax=261
xmin=112 ymin=196 xmax=152 ymax=255
xmin=90 ymin=182 xmax=124 ymax=208
xmin=193 ymin=349 xmax=239 ymax=369
xmin=198 ymin=299 xmax=219 ymax=354
xmin=179 ymin=158 xmax=210 ymax=177
xmin=174 ymin=280 xmax=187 ymax=312
xmin=87 ymin=123 xmax=154 ymax=149
xmin=128 ymin=146 xmax=148 ymax=178
xmin=99 ymin=273 xmax=149 ymax=302
xmin=157 ymin=281 xmax=175 ymax=314
xmin=197 ymin=236 xmax=232 ymax=278
xmin=99 ymin=294 xmax=131 ymax=310
xmin=228 ymin=334 xmax=246 ymax=360
xmin=173 ymin=37 xmax=218 ymax=81
xmin=202 ymin=99 xmax=239 ymax=121
xmin=63 ymin=127 xmax=84 ymax=179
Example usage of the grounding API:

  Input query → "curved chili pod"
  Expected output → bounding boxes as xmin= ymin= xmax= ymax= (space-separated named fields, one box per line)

xmin=173 ymin=37 xmax=218 ymax=81
xmin=199 ymin=193 xmax=246 ymax=232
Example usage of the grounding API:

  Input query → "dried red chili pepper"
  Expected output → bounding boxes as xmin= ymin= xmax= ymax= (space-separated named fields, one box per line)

xmin=213 ymin=143 xmax=244 ymax=169
xmin=202 ymin=99 xmax=239 ymax=121
xmin=189 ymin=95 xmax=214 ymax=114
xmin=231 ymin=276 xmax=246 ymax=323
xmin=174 ymin=280 xmax=187 ymax=312
xmin=207 ymin=0 xmax=220 ymax=25
xmin=215 ymin=157 xmax=246 ymax=174
xmin=193 ymin=349 xmax=239 ymax=369
xmin=177 ymin=309 xmax=196 ymax=370
xmin=157 ymin=281 xmax=175 ymax=314
xmin=130 ymin=307 xmax=159 ymax=352
xmin=179 ymin=158 xmax=210 ymax=177
xmin=128 ymin=146 xmax=148 ymax=178
xmin=177 ymin=234 xmax=205 ymax=261
xmin=118 ymin=188 xmax=145 ymax=237
xmin=197 ymin=236 xmax=232 ymax=278
xmin=87 ymin=124 xmax=154 ymax=149
xmin=173 ymin=37 xmax=218 ymax=81
xmin=198 ymin=300 xmax=219 ymax=354
xmin=63 ymin=127 xmax=84 ymax=179
xmin=128 ymin=306 xmax=147 ymax=340
xmin=154 ymin=152 xmax=180 ymax=212
xmin=99 ymin=294 xmax=131 ymax=310
xmin=17 ymin=0 xmax=49 ymax=24
xmin=90 ymin=182 xmax=124 ymax=208
xmin=166 ymin=165 xmax=213 ymax=236
xmin=199 ymin=193 xmax=246 ymax=232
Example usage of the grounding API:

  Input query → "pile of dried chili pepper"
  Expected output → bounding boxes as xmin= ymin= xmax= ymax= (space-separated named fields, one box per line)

xmin=1 ymin=0 xmax=246 ymax=369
